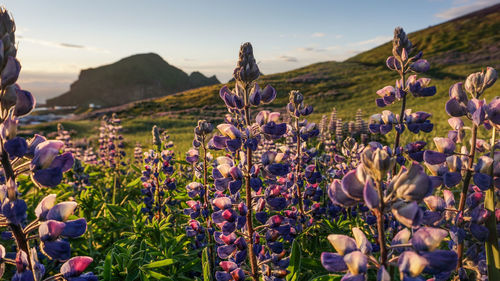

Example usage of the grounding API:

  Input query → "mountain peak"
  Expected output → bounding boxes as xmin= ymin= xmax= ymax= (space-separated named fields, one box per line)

xmin=47 ymin=53 xmax=220 ymax=107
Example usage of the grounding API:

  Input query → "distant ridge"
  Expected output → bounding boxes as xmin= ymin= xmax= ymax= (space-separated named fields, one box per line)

xmin=46 ymin=53 xmax=220 ymax=108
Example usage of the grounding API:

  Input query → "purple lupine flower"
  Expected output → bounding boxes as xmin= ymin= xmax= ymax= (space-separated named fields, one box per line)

xmin=11 ymin=85 xmax=35 ymax=117
xmin=375 ymin=86 xmax=396 ymax=107
xmin=60 ymin=256 xmax=97 ymax=281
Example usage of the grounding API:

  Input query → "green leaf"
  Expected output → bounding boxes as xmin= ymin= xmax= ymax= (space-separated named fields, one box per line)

xmin=202 ymin=248 xmax=211 ymax=281
xmin=142 ymin=258 xmax=176 ymax=269
xmin=126 ymin=177 xmax=142 ymax=188
xmin=146 ymin=270 xmax=172 ymax=280
xmin=309 ymin=275 xmax=342 ymax=281
xmin=175 ymin=160 xmax=191 ymax=165
xmin=287 ymin=239 xmax=301 ymax=281
xmin=103 ymin=251 xmax=112 ymax=281
xmin=131 ymin=164 xmax=142 ymax=174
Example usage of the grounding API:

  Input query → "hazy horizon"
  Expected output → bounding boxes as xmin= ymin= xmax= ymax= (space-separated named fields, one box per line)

xmin=3 ymin=0 xmax=499 ymax=103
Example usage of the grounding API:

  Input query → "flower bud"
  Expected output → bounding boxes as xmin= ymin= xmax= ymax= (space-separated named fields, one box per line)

xmin=14 ymin=87 xmax=35 ymax=117
xmin=361 ymin=146 xmax=394 ymax=181
xmin=482 ymin=67 xmax=497 ymax=90
xmin=261 ymin=85 xmax=276 ymax=104
xmin=386 ymin=56 xmax=401 ymax=71
xmin=409 ymin=59 xmax=430 ymax=73
xmin=289 ymin=90 xmax=303 ymax=105
xmin=0 ymin=114 xmax=17 ymax=139
xmin=465 ymin=72 xmax=484 ymax=95
xmin=1 ymin=56 xmax=20 ymax=88
xmin=391 ymin=163 xmax=432 ymax=202
xmin=151 ymin=125 xmax=161 ymax=146
xmin=249 ymin=85 xmax=261 ymax=106
xmin=1 ymin=83 xmax=16 ymax=109
xmin=233 ymin=42 xmax=259 ymax=84
xmin=392 ymin=27 xmax=412 ymax=60
xmin=448 ymin=82 xmax=468 ymax=103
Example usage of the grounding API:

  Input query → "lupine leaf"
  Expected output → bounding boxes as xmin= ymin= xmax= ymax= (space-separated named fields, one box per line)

xmin=309 ymin=275 xmax=342 ymax=281
xmin=202 ymin=248 xmax=211 ymax=281
xmin=287 ymin=239 xmax=302 ymax=281
xmin=142 ymin=258 xmax=176 ymax=268
xmin=103 ymin=251 xmax=112 ymax=281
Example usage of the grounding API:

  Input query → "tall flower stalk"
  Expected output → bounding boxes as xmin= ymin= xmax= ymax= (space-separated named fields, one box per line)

xmin=485 ymin=126 xmax=500 ymax=279
xmin=443 ymin=67 xmax=499 ymax=269
xmin=0 ymin=7 xmax=95 ymax=281
xmin=287 ymin=90 xmax=314 ymax=216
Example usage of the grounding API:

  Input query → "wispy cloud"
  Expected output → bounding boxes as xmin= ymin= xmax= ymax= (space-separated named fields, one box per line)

xmin=278 ymin=55 xmax=298 ymax=62
xmin=311 ymin=32 xmax=326 ymax=38
xmin=59 ymin=43 xmax=85 ymax=49
xmin=17 ymin=36 xmax=110 ymax=53
xmin=351 ymin=35 xmax=391 ymax=46
xmin=297 ymin=47 xmax=327 ymax=53
xmin=435 ymin=0 xmax=500 ymax=19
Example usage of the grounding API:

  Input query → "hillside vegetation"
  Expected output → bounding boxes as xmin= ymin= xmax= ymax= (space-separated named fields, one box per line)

xmin=30 ymin=3 xmax=500 ymax=153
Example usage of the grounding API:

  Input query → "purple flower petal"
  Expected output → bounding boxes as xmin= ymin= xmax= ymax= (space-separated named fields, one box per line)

xmin=42 ymin=239 xmax=71 ymax=261
xmin=411 ymin=227 xmax=448 ymax=252
xmin=61 ymin=256 xmax=93 ymax=278
xmin=363 ymin=179 xmax=379 ymax=210
xmin=14 ymin=88 xmax=35 ymax=117
xmin=61 ymin=218 xmax=87 ymax=238
xmin=473 ymin=172 xmax=491 ymax=191
xmin=341 ymin=169 xmax=365 ymax=200
xmin=445 ymin=98 xmax=467 ymax=117
xmin=321 ymin=252 xmax=348 ymax=272
xmin=4 ymin=137 xmax=27 ymax=158
xmin=33 ymin=167 xmax=63 ymax=187
xmin=423 ymin=150 xmax=447 ymax=165
xmin=46 ymin=201 xmax=78 ymax=222
xmin=443 ymin=172 xmax=462 ymax=188
xmin=421 ymin=250 xmax=457 ymax=275
xmin=328 ymin=179 xmax=358 ymax=207
xmin=470 ymin=223 xmax=489 ymax=242
xmin=327 ymin=234 xmax=357 ymax=256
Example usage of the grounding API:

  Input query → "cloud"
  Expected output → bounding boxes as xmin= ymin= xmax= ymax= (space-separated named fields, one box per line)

xmin=351 ymin=35 xmax=391 ymax=46
xmin=297 ymin=47 xmax=327 ymax=53
xmin=311 ymin=32 xmax=326 ymax=38
xmin=17 ymin=36 xmax=110 ymax=53
xmin=435 ymin=0 xmax=500 ymax=19
xmin=278 ymin=55 xmax=298 ymax=62
xmin=59 ymin=43 xmax=85 ymax=49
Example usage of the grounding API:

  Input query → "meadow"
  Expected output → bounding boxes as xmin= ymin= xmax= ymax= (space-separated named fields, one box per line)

xmin=1 ymin=5 xmax=500 ymax=281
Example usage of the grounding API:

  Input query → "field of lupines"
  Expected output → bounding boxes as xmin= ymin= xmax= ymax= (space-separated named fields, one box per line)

xmin=0 ymin=6 xmax=500 ymax=281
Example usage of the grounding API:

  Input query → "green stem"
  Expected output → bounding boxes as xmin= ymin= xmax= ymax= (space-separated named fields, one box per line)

xmin=457 ymin=123 xmax=478 ymax=268
xmin=242 ymin=83 xmax=259 ymax=281
xmin=1 ymin=136 xmax=36 ymax=280
xmin=112 ymin=173 xmax=117 ymax=205
xmin=392 ymin=69 xmax=406 ymax=174
xmin=374 ymin=180 xmax=388 ymax=269
xmin=294 ymin=118 xmax=305 ymax=216
xmin=202 ymin=137 xmax=215 ymax=280
xmin=485 ymin=127 xmax=500 ymax=279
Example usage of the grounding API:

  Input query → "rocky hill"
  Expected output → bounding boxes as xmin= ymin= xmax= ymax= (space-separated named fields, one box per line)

xmin=46 ymin=53 xmax=219 ymax=107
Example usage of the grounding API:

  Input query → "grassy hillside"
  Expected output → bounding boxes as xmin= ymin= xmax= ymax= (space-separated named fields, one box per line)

xmin=46 ymin=53 xmax=220 ymax=108
xmin=27 ymin=4 xmax=500 ymax=154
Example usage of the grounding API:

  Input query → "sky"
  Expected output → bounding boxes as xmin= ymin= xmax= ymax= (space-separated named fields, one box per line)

xmin=2 ymin=0 xmax=499 ymax=103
